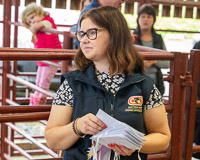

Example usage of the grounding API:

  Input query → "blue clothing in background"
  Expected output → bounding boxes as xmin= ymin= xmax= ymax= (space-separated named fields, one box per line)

xmin=80 ymin=0 xmax=100 ymax=16
xmin=76 ymin=0 xmax=100 ymax=47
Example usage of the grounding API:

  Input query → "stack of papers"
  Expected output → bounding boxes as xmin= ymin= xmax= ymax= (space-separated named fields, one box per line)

xmin=90 ymin=109 xmax=145 ymax=150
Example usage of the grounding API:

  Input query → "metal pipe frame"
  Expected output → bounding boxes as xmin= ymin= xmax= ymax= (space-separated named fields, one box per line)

xmin=0 ymin=48 xmax=190 ymax=160
xmin=7 ymin=73 xmax=55 ymax=98
xmin=183 ymin=50 xmax=200 ymax=160
xmin=5 ymin=137 xmax=33 ymax=159
xmin=0 ymin=1 xmax=199 ymax=159
xmin=6 ymin=123 xmax=58 ymax=158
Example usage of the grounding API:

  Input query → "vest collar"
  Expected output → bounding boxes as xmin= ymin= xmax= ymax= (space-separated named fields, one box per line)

xmin=75 ymin=66 xmax=146 ymax=89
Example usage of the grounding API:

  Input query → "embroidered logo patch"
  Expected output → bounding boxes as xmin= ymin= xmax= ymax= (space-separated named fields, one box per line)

xmin=128 ymin=96 xmax=143 ymax=106
xmin=125 ymin=96 xmax=143 ymax=112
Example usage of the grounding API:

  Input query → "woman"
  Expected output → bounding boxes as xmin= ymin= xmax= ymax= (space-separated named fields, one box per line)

xmin=45 ymin=6 xmax=171 ymax=160
xmin=134 ymin=4 xmax=169 ymax=95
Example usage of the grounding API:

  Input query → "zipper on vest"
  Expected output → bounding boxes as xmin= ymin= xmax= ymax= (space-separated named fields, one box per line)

xmin=110 ymin=94 xmax=115 ymax=117
xmin=110 ymin=103 xmax=114 ymax=117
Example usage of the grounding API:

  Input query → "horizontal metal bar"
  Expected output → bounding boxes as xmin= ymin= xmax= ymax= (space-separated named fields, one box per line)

xmin=7 ymin=73 xmax=55 ymax=97
xmin=0 ymin=48 xmax=75 ymax=53
xmin=148 ymin=153 xmax=170 ymax=160
xmin=15 ymin=97 xmax=53 ymax=102
xmin=0 ymin=112 xmax=50 ymax=122
xmin=13 ymin=149 xmax=47 ymax=156
xmin=6 ymin=98 xmax=20 ymax=106
xmin=6 ymin=122 xmax=58 ymax=158
xmin=0 ymin=47 xmax=174 ymax=61
xmin=140 ymin=53 xmax=175 ymax=60
xmin=5 ymin=137 xmax=33 ymax=159
xmin=0 ymin=52 xmax=75 ymax=60
xmin=0 ymin=48 xmax=76 ymax=60
xmin=14 ymin=135 xmax=45 ymax=139
xmin=10 ymin=21 xmax=72 ymax=28
xmin=16 ymin=72 xmax=61 ymax=77
xmin=0 ymin=105 xmax=51 ymax=113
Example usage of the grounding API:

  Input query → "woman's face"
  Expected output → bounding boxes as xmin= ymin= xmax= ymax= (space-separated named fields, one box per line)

xmin=138 ymin=13 xmax=154 ymax=31
xmin=79 ymin=18 xmax=110 ymax=64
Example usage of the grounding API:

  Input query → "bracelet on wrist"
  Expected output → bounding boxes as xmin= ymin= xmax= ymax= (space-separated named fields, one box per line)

xmin=72 ymin=118 xmax=86 ymax=138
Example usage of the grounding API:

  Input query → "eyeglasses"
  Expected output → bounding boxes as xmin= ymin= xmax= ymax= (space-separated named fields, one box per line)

xmin=76 ymin=28 xmax=105 ymax=42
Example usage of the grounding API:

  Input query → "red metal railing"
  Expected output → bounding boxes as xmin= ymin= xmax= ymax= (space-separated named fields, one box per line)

xmin=1 ymin=48 xmax=200 ymax=160
xmin=0 ymin=47 xmax=194 ymax=160
xmin=0 ymin=1 xmax=200 ymax=159
xmin=183 ymin=50 xmax=200 ymax=160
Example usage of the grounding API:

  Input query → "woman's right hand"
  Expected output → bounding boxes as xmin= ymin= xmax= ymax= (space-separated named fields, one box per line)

xmin=76 ymin=113 xmax=106 ymax=135
xmin=144 ymin=60 xmax=157 ymax=68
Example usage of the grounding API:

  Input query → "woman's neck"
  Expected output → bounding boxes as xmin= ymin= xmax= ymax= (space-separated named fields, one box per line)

xmin=94 ymin=61 xmax=110 ymax=73
xmin=140 ymin=29 xmax=152 ymax=41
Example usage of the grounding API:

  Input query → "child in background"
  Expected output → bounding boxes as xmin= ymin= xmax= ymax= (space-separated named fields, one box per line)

xmin=21 ymin=3 xmax=62 ymax=105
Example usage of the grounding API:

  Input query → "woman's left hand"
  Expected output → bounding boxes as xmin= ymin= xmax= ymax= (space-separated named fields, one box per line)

xmin=108 ymin=144 xmax=136 ymax=156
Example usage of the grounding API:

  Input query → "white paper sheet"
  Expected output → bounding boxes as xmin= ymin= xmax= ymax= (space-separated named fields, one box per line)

xmin=90 ymin=109 xmax=145 ymax=150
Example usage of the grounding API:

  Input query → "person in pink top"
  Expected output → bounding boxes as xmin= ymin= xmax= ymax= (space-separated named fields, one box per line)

xmin=21 ymin=3 xmax=62 ymax=105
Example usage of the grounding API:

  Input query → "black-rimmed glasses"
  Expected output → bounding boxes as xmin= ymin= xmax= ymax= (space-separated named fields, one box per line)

xmin=76 ymin=28 xmax=105 ymax=42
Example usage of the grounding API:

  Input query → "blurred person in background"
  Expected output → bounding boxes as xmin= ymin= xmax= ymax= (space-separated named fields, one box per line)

xmin=134 ymin=4 xmax=169 ymax=95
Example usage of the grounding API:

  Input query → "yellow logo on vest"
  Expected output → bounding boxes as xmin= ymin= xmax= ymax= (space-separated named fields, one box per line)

xmin=125 ymin=96 xmax=143 ymax=112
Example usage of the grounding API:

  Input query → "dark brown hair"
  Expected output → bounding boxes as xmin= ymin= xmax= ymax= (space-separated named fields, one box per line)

xmin=74 ymin=6 xmax=144 ymax=76
xmin=137 ymin=4 xmax=156 ymax=30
